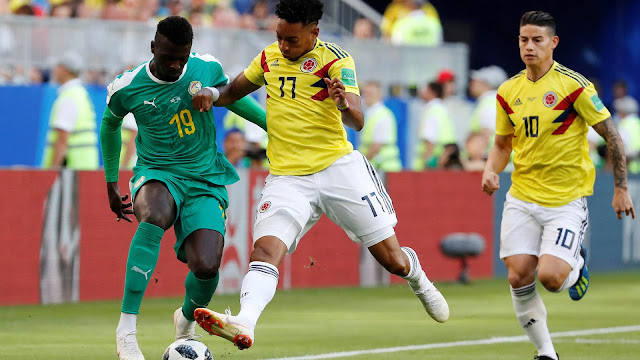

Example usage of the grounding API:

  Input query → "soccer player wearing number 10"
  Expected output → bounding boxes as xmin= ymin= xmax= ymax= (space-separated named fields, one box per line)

xmin=101 ymin=17 xmax=267 ymax=360
xmin=190 ymin=0 xmax=449 ymax=350
xmin=482 ymin=11 xmax=635 ymax=360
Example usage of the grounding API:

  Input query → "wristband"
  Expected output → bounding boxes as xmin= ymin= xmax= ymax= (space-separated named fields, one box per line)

xmin=337 ymin=101 xmax=350 ymax=112
xmin=204 ymin=86 xmax=220 ymax=102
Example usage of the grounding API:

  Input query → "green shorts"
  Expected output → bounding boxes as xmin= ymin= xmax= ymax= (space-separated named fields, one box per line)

xmin=130 ymin=169 xmax=228 ymax=263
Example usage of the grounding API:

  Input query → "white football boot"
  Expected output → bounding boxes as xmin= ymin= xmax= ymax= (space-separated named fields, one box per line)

xmin=410 ymin=274 xmax=450 ymax=323
xmin=174 ymin=307 xmax=198 ymax=340
xmin=116 ymin=330 xmax=145 ymax=360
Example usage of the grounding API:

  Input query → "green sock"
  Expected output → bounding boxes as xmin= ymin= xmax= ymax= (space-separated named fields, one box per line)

xmin=182 ymin=271 xmax=219 ymax=321
xmin=121 ymin=222 xmax=164 ymax=314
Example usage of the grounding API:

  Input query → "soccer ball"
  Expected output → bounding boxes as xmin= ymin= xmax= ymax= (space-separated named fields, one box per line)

xmin=162 ymin=339 xmax=213 ymax=360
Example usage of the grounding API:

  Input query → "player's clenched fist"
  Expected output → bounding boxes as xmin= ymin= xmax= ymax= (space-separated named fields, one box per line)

xmin=482 ymin=170 xmax=500 ymax=195
xmin=192 ymin=88 xmax=215 ymax=112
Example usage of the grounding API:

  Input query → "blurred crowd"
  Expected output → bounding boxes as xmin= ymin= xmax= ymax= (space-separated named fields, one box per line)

xmin=3 ymin=0 xmax=639 ymax=175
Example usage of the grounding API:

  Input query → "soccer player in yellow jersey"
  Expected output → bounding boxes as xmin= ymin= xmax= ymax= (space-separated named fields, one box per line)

xmin=482 ymin=11 xmax=635 ymax=360
xmin=190 ymin=0 xmax=449 ymax=350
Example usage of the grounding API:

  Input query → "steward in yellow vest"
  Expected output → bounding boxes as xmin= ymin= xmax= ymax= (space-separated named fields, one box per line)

xmin=42 ymin=52 xmax=97 ymax=170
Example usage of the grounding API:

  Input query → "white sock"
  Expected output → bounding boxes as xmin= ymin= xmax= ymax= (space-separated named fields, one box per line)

xmin=116 ymin=313 xmax=137 ymax=336
xmin=511 ymin=282 xmax=557 ymax=359
xmin=401 ymin=247 xmax=434 ymax=291
xmin=237 ymin=261 xmax=279 ymax=327
xmin=557 ymin=255 xmax=584 ymax=292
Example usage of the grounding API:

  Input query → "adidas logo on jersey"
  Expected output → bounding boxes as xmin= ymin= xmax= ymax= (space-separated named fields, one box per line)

xmin=270 ymin=60 xmax=279 ymax=67
xmin=523 ymin=318 xmax=537 ymax=328
xmin=513 ymin=98 xmax=522 ymax=106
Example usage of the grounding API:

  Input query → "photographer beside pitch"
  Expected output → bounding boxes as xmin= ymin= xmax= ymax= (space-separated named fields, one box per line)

xmin=482 ymin=11 xmax=635 ymax=360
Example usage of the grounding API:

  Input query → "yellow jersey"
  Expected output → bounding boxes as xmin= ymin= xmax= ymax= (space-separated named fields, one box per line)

xmin=244 ymin=39 xmax=359 ymax=175
xmin=496 ymin=61 xmax=611 ymax=207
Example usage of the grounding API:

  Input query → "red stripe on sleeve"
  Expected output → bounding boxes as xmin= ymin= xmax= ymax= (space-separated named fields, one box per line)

xmin=261 ymin=50 xmax=269 ymax=73
xmin=313 ymin=59 xmax=338 ymax=79
xmin=497 ymin=94 xmax=514 ymax=114
xmin=553 ymin=87 xmax=584 ymax=111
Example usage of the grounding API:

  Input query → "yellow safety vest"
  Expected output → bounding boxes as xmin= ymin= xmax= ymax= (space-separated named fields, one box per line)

xmin=413 ymin=100 xmax=456 ymax=170
xmin=359 ymin=103 xmax=402 ymax=172
xmin=42 ymin=81 xmax=98 ymax=170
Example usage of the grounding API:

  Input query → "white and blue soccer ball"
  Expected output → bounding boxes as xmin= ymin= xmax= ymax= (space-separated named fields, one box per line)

xmin=162 ymin=339 xmax=213 ymax=360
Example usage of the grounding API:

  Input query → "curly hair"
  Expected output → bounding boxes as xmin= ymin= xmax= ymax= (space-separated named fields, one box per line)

xmin=275 ymin=0 xmax=324 ymax=26
xmin=520 ymin=11 xmax=556 ymax=36
xmin=156 ymin=16 xmax=193 ymax=45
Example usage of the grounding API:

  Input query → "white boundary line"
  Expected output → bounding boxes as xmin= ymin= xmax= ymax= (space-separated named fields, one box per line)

xmin=260 ymin=325 xmax=640 ymax=360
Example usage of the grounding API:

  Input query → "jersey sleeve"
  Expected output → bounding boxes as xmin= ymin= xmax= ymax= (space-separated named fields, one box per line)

xmin=106 ymin=77 xmax=128 ymax=119
xmin=244 ymin=50 xmax=266 ymax=86
xmin=574 ymin=84 xmax=611 ymax=126
xmin=328 ymin=56 xmax=360 ymax=96
xmin=195 ymin=53 xmax=230 ymax=87
xmin=495 ymin=84 xmax=515 ymax=136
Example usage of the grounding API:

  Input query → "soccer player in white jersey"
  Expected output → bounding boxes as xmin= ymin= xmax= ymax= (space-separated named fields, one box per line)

xmin=190 ymin=0 xmax=449 ymax=350
xmin=482 ymin=11 xmax=635 ymax=360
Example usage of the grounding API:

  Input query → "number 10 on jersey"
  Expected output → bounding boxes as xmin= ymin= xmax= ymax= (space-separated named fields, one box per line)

xmin=170 ymin=109 xmax=195 ymax=138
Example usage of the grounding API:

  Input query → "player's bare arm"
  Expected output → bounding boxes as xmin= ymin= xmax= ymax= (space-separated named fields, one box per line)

xmin=192 ymin=72 xmax=260 ymax=111
xmin=482 ymin=134 xmax=512 ymax=195
xmin=592 ymin=118 xmax=636 ymax=219
xmin=324 ymin=77 xmax=364 ymax=131
xmin=106 ymin=182 xmax=134 ymax=222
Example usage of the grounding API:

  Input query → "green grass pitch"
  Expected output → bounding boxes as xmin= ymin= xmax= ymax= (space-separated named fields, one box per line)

xmin=1 ymin=271 xmax=638 ymax=359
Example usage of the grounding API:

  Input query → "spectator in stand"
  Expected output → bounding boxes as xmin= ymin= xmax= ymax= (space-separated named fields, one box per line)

xmin=165 ymin=0 xmax=185 ymax=17
xmin=462 ymin=131 xmax=488 ymax=172
xmin=42 ymin=52 xmax=98 ymax=170
xmin=101 ymin=0 xmax=128 ymax=20
xmin=50 ymin=1 xmax=72 ymax=17
xmin=615 ymin=97 xmax=640 ymax=173
xmin=212 ymin=5 xmax=239 ymax=28
xmin=414 ymin=81 xmax=456 ymax=170
xmin=468 ymin=65 xmax=508 ymax=151
xmin=223 ymin=128 xmax=250 ymax=169
xmin=359 ymin=80 xmax=402 ymax=172
xmin=436 ymin=68 xmax=474 ymax=146
xmin=612 ymin=80 xmax=635 ymax=124
xmin=381 ymin=0 xmax=440 ymax=40
xmin=353 ymin=17 xmax=376 ymax=39
xmin=390 ymin=0 xmax=442 ymax=46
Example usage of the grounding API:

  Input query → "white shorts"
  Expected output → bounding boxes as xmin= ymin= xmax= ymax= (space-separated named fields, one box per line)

xmin=499 ymin=192 xmax=588 ymax=269
xmin=253 ymin=150 xmax=398 ymax=253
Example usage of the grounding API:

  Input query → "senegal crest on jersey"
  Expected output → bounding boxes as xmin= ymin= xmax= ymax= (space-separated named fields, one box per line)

xmin=188 ymin=80 xmax=202 ymax=96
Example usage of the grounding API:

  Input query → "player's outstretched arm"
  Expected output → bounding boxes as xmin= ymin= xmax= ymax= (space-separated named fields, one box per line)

xmin=482 ymin=134 xmax=512 ymax=196
xmin=592 ymin=118 xmax=636 ymax=219
xmin=324 ymin=77 xmax=364 ymax=131
xmin=193 ymin=72 xmax=261 ymax=111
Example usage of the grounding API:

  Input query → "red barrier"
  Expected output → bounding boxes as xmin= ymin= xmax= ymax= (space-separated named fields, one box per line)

xmin=0 ymin=171 xmax=57 ymax=305
xmin=387 ymin=171 xmax=494 ymax=283
xmin=0 ymin=169 xmax=494 ymax=306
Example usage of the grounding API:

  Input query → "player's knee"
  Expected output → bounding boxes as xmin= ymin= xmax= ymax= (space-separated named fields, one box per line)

xmin=538 ymin=271 xmax=564 ymax=292
xmin=507 ymin=270 xmax=535 ymax=288
xmin=136 ymin=208 xmax=173 ymax=230
xmin=189 ymin=256 xmax=220 ymax=280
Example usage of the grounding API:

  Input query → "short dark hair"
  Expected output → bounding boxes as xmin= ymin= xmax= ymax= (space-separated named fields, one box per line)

xmin=520 ymin=11 xmax=556 ymax=35
xmin=428 ymin=81 xmax=444 ymax=98
xmin=275 ymin=0 xmax=323 ymax=26
xmin=156 ymin=16 xmax=193 ymax=46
